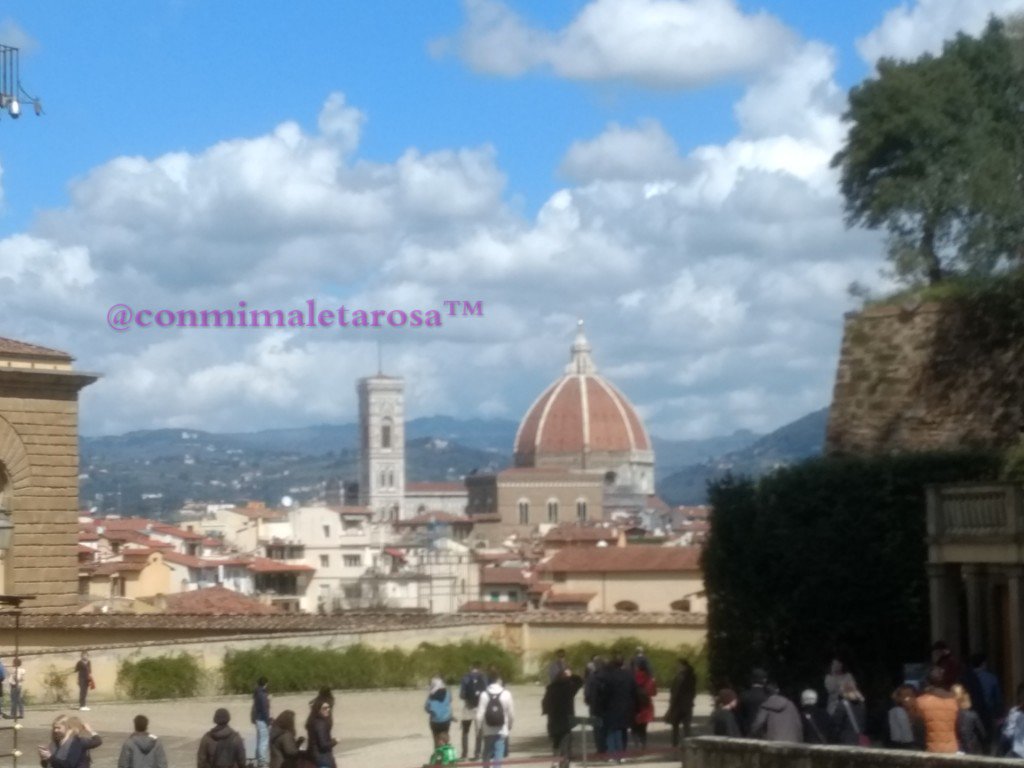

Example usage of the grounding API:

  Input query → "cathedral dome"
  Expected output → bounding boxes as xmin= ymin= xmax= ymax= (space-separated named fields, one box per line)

xmin=514 ymin=322 xmax=653 ymax=492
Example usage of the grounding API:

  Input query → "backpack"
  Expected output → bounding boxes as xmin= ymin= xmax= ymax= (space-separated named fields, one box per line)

xmin=484 ymin=691 xmax=505 ymax=727
xmin=0 ymin=661 xmax=6 ymax=682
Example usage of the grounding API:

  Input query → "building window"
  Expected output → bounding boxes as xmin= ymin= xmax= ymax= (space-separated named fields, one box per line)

xmin=323 ymin=525 xmax=330 ymax=538
xmin=576 ymin=500 xmax=587 ymax=522
xmin=387 ymin=469 xmax=395 ymax=488
xmin=381 ymin=418 xmax=392 ymax=449
xmin=517 ymin=500 xmax=529 ymax=525
xmin=319 ymin=555 xmax=329 ymax=567
xmin=547 ymin=500 xmax=559 ymax=523
xmin=344 ymin=554 xmax=362 ymax=568
xmin=507 ymin=591 xmax=517 ymax=601
xmin=489 ymin=591 xmax=500 ymax=602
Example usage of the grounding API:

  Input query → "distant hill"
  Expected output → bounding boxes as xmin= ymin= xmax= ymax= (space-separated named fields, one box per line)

xmin=656 ymin=407 xmax=830 ymax=505
xmin=79 ymin=409 xmax=825 ymax=517
xmin=79 ymin=419 xmax=516 ymax=519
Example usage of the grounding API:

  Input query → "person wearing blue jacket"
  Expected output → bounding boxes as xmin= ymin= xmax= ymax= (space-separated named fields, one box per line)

xmin=425 ymin=677 xmax=453 ymax=751
xmin=251 ymin=677 xmax=271 ymax=768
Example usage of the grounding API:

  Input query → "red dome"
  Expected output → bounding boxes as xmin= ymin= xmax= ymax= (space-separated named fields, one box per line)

xmin=514 ymin=323 xmax=650 ymax=465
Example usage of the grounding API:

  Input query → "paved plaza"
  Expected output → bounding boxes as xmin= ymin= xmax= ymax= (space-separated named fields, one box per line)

xmin=10 ymin=686 xmax=709 ymax=768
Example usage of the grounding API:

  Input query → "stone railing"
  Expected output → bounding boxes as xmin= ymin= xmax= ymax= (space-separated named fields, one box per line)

xmin=683 ymin=736 xmax=1009 ymax=768
xmin=927 ymin=483 xmax=1024 ymax=539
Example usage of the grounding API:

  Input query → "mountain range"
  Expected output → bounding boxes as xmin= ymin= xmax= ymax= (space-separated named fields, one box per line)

xmin=79 ymin=408 xmax=829 ymax=517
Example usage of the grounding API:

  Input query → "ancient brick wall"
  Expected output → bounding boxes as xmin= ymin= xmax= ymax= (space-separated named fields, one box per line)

xmin=826 ymin=300 xmax=1024 ymax=455
xmin=0 ymin=371 xmax=95 ymax=611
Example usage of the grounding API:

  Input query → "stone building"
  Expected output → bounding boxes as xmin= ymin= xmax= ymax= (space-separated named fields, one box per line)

xmin=514 ymin=321 xmax=655 ymax=494
xmin=358 ymin=374 xmax=405 ymax=520
xmin=0 ymin=336 xmax=96 ymax=610
xmin=927 ymin=482 xmax=1024 ymax=702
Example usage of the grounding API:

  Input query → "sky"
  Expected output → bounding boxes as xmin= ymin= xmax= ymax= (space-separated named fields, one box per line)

xmin=1 ymin=0 xmax=1022 ymax=440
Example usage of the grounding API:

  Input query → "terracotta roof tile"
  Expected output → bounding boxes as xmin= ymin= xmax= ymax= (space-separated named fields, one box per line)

xmin=248 ymin=557 xmax=314 ymax=574
xmin=163 ymin=586 xmax=282 ymax=615
xmin=458 ymin=601 xmax=527 ymax=613
xmin=480 ymin=567 xmax=531 ymax=586
xmin=539 ymin=546 xmax=702 ymax=574
xmin=0 ymin=336 xmax=72 ymax=360
xmin=544 ymin=525 xmax=619 ymax=544
xmin=544 ymin=592 xmax=596 ymax=605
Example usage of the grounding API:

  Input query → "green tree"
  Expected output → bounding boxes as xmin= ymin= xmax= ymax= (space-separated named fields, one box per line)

xmin=702 ymin=453 xmax=1000 ymax=699
xmin=832 ymin=19 xmax=1024 ymax=285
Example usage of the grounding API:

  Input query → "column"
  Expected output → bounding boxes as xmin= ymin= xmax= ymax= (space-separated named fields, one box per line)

xmin=927 ymin=563 xmax=959 ymax=647
xmin=1005 ymin=565 xmax=1024 ymax=691
xmin=962 ymin=564 xmax=987 ymax=657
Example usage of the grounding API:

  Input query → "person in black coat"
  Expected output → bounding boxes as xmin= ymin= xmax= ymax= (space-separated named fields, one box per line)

xmin=664 ymin=658 xmax=697 ymax=746
xmin=737 ymin=668 xmax=769 ymax=736
xmin=542 ymin=667 xmax=584 ymax=768
xmin=799 ymin=690 xmax=834 ymax=744
xmin=305 ymin=699 xmax=336 ymax=768
xmin=595 ymin=655 xmax=637 ymax=758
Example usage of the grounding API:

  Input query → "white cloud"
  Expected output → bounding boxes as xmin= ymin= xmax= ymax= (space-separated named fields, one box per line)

xmin=445 ymin=0 xmax=798 ymax=88
xmin=857 ymin=0 xmax=1024 ymax=64
xmin=5 ymin=47 xmax=885 ymax=442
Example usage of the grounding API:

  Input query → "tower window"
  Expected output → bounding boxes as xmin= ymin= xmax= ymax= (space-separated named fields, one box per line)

xmin=381 ymin=418 xmax=393 ymax=449
xmin=517 ymin=500 xmax=529 ymax=525
xmin=577 ymin=500 xmax=587 ymax=522
xmin=547 ymin=500 xmax=559 ymax=523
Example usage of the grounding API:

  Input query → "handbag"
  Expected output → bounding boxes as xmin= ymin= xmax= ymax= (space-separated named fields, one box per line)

xmin=88 ymin=676 xmax=95 ymax=690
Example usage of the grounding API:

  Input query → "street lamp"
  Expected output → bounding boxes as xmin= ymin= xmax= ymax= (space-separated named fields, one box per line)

xmin=0 ymin=44 xmax=42 ymax=120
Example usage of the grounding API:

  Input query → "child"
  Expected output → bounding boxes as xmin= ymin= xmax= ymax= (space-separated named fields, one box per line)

xmin=428 ymin=731 xmax=458 ymax=766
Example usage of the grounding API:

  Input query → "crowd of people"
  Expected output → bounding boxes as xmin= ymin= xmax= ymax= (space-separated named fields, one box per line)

xmin=709 ymin=642 xmax=1024 ymax=758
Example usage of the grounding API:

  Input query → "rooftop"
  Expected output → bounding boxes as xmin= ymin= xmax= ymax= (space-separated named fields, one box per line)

xmin=539 ymin=546 xmax=702 ymax=574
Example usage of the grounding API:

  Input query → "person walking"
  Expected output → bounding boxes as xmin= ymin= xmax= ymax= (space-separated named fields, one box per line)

xmin=458 ymin=661 xmax=486 ymax=761
xmin=583 ymin=655 xmax=607 ymax=755
xmin=476 ymin=671 xmax=514 ymax=768
xmin=252 ymin=676 xmax=272 ymax=768
xmin=971 ymin=653 xmax=1003 ymax=753
xmin=305 ymin=697 xmax=337 ymax=768
xmin=917 ymin=667 xmax=959 ymax=753
xmin=751 ymin=684 xmax=803 ymax=743
xmin=9 ymin=657 xmax=24 ymax=720
xmin=542 ymin=666 xmax=583 ymax=768
xmin=197 ymin=708 xmax=246 ymax=768
xmin=39 ymin=714 xmax=101 ymax=768
xmin=632 ymin=667 xmax=657 ymax=751
xmin=425 ymin=676 xmax=453 ymax=749
xmin=74 ymin=652 xmax=92 ymax=711
xmin=595 ymin=654 xmax=637 ymax=761
xmin=269 ymin=710 xmax=304 ymax=768
xmin=117 ymin=714 xmax=168 ymax=768
xmin=664 ymin=658 xmax=697 ymax=746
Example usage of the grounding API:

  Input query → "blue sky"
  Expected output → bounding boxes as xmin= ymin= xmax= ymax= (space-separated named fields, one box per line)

xmin=0 ymin=0 xmax=1019 ymax=439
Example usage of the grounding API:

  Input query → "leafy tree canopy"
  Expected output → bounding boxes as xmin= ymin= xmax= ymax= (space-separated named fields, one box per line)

xmin=833 ymin=18 xmax=1024 ymax=285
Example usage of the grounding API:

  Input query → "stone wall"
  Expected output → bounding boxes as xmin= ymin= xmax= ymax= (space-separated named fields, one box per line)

xmin=1 ymin=611 xmax=706 ymax=700
xmin=826 ymin=301 xmax=1024 ymax=456
xmin=684 ymin=736 xmax=1004 ymax=768
xmin=0 ymin=369 xmax=96 ymax=610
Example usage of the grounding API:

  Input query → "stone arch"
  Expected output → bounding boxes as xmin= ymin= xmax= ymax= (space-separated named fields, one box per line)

xmin=0 ymin=414 xmax=33 ymax=511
